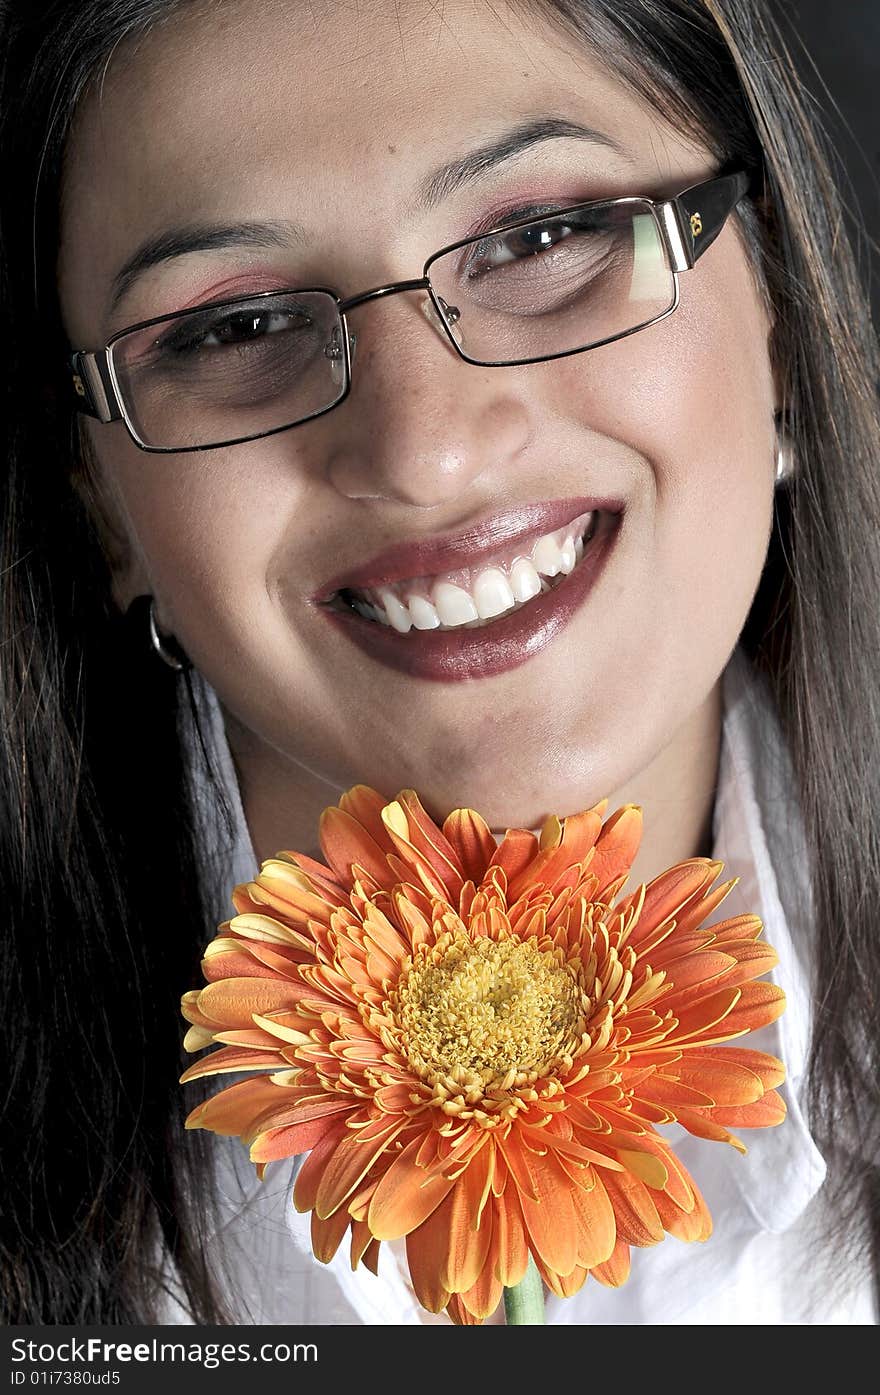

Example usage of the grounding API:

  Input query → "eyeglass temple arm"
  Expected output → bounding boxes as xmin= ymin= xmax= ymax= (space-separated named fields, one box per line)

xmin=70 ymin=350 xmax=123 ymax=423
xmin=664 ymin=171 xmax=752 ymax=271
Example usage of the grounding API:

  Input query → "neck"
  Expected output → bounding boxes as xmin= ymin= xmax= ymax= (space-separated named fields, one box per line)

xmin=223 ymin=680 xmax=723 ymax=891
xmin=602 ymin=681 xmax=723 ymax=891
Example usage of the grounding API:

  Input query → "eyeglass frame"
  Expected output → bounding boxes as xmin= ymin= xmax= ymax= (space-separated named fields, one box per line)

xmin=69 ymin=169 xmax=751 ymax=454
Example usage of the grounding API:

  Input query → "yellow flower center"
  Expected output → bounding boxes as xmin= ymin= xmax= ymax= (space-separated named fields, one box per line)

xmin=393 ymin=931 xmax=583 ymax=1093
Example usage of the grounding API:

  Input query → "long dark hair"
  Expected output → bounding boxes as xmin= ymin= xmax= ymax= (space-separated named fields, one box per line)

xmin=1 ymin=0 xmax=877 ymax=1322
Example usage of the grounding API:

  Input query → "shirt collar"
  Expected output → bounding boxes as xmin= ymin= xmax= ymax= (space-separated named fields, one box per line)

xmin=710 ymin=644 xmax=826 ymax=1232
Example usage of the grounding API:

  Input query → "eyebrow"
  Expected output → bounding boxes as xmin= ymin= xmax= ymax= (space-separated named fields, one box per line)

xmin=415 ymin=116 xmax=628 ymax=208
xmin=108 ymin=115 xmax=627 ymax=313
xmin=108 ymin=220 xmax=307 ymax=313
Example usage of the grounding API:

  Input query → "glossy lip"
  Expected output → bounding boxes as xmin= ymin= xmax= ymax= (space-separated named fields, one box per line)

xmin=320 ymin=507 xmax=624 ymax=682
xmin=314 ymin=495 xmax=625 ymax=600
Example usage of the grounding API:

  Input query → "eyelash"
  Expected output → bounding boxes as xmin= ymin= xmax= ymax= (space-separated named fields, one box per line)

xmin=464 ymin=200 xmax=573 ymax=242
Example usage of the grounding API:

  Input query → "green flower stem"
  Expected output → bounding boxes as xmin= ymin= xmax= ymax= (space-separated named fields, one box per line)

xmin=503 ymin=1256 xmax=546 ymax=1324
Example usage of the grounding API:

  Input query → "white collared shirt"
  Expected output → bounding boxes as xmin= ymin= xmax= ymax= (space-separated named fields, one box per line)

xmin=168 ymin=646 xmax=876 ymax=1325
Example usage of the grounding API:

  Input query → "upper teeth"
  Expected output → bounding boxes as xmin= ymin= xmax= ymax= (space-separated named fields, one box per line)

xmin=344 ymin=510 xmax=598 ymax=633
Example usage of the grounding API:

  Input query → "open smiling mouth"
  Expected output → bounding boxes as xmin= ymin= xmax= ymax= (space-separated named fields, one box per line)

xmin=318 ymin=505 xmax=624 ymax=682
xmin=336 ymin=508 xmax=602 ymax=633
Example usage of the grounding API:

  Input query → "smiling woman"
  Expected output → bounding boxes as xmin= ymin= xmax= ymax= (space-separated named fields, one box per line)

xmin=0 ymin=0 xmax=878 ymax=1327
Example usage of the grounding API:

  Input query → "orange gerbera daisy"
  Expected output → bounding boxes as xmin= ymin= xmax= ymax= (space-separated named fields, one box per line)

xmin=181 ymin=787 xmax=786 ymax=1324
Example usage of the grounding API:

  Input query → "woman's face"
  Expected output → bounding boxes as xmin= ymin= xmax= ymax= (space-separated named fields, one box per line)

xmin=58 ymin=0 xmax=777 ymax=829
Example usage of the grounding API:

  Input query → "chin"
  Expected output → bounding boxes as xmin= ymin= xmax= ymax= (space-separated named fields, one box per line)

xmin=359 ymin=743 xmax=610 ymax=833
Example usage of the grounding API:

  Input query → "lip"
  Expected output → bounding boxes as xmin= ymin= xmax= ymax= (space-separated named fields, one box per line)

xmin=315 ymin=495 xmax=625 ymax=600
xmin=319 ymin=506 xmax=624 ymax=682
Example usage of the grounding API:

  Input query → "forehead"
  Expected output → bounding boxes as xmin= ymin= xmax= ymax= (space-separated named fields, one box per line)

xmin=58 ymin=0 xmax=706 ymax=339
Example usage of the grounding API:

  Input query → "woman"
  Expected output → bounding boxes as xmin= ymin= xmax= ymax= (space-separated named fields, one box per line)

xmin=0 ymin=0 xmax=877 ymax=1324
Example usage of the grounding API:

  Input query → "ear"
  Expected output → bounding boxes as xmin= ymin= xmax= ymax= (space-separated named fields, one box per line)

xmin=760 ymin=277 xmax=784 ymax=420
xmin=69 ymin=441 xmax=152 ymax=614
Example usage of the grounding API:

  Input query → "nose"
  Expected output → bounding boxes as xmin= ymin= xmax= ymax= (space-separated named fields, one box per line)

xmin=323 ymin=291 xmax=532 ymax=508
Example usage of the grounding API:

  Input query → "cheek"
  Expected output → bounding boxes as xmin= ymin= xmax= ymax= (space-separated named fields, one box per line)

xmin=533 ymin=234 xmax=776 ymax=639
xmin=90 ymin=427 xmax=306 ymax=655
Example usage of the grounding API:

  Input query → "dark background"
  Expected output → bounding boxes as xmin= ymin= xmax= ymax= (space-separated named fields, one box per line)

xmin=776 ymin=0 xmax=879 ymax=323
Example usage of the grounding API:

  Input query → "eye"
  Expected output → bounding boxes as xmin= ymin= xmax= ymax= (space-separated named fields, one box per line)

xmin=475 ymin=220 xmax=573 ymax=271
xmin=200 ymin=308 xmax=295 ymax=347
xmin=461 ymin=206 xmax=610 ymax=284
xmin=157 ymin=302 xmax=314 ymax=358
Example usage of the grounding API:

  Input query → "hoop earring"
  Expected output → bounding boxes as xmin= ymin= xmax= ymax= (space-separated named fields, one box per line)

xmin=148 ymin=597 xmax=191 ymax=671
xmin=774 ymin=409 xmax=796 ymax=486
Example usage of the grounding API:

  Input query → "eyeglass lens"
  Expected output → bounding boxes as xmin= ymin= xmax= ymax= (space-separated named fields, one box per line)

xmin=110 ymin=201 xmax=675 ymax=449
xmin=429 ymin=200 xmax=674 ymax=363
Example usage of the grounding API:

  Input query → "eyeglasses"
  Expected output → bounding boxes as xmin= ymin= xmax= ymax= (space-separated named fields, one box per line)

xmin=70 ymin=171 xmax=749 ymax=454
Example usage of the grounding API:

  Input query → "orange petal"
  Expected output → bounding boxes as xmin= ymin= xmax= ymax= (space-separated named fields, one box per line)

xmin=397 ymin=790 xmax=467 ymax=894
xmin=590 ymin=1235 xmax=632 ymax=1287
xmin=487 ymin=829 xmax=540 ymax=883
xmin=361 ymin=903 xmax=411 ymax=964
xmin=670 ymin=877 xmax=739 ymax=936
xmin=715 ymin=981 xmax=786 ymax=1035
xmin=293 ymin=1125 xmax=349 ymax=1212
xmin=663 ymin=986 xmax=743 ymax=1045
xmin=319 ymin=806 xmax=394 ymax=888
xmin=249 ymin=1111 xmax=352 ymax=1162
xmin=634 ymin=1076 xmax=715 ymax=1111
xmin=617 ymin=1147 xmax=669 ymax=1191
xmin=688 ymin=1046 xmax=785 ymax=1090
xmin=569 ymin=1170 xmax=617 ymax=1268
xmin=197 ymin=977 xmax=304 ymax=1028
xmin=658 ymin=1054 xmax=765 ymax=1106
xmin=338 ymin=785 xmax=396 ymax=847
xmin=600 ymin=1169 xmax=664 ymax=1246
xmin=710 ymin=1089 xmax=787 ymax=1128
xmin=367 ymin=1133 xmax=457 ymax=1240
xmin=446 ymin=1294 xmax=481 ymax=1325
xmin=225 ymin=909 xmax=316 ymax=947
xmin=181 ymin=990 xmax=219 ymax=1031
xmin=240 ymin=1090 xmax=357 ymax=1139
xmin=716 ymin=941 xmax=780 ymax=988
xmin=622 ymin=860 xmax=720 ymax=948
xmin=184 ymin=1075 xmax=285 ymax=1136
xmin=710 ymin=913 xmax=766 ymax=946
xmin=362 ymin=1238 xmax=382 ymax=1275
xmin=589 ymin=805 xmax=643 ymax=899
xmin=515 ymin=1149 xmax=580 ymax=1277
xmin=405 ymin=1197 xmax=456 ymax=1313
xmin=350 ymin=1219 xmax=375 ymax=1270
xmin=311 ymin=1207 xmax=351 ymax=1264
xmin=540 ymin=1259 xmax=588 ymax=1300
xmin=201 ymin=945 xmax=289 ymax=984
xmin=506 ymin=809 xmax=604 ymax=899
xmin=562 ymin=805 xmax=608 ymax=857
xmin=670 ymin=1108 xmax=746 ymax=1152
xmin=245 ymin=868 xmax=338 ymax=929
xmin=492 ymin=1193 xmax=530 ymax=1288
xmin=314 ymin=1116 xmax=407 ymax=1219
xmin=499 ymin=1137 xmax=540 ymax=1203
xmin=453 ymin=1239 xmax=503 ymax=1322
xmin=380 ymin=803 xmax=456 ymax=899
xmin=654 ymin=1175 xmax=713 ymax=1242
xmin=179 ymin=1045 xmax=285 ymax=1083
xmin=183 ymin=1025 xmax=216 ymax=1052
xmin=274 ymin=851 xmax=349 ymax=904
xmin=632 ymin=1134 xmax=700 ymax=1214
xmin=657 ymin=950 xmax=739 ymax=999
xmin=442 ymin=808 xmax=498 ymax=885
xmin=439 ymin=1145 xmax=494 ymax=1292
